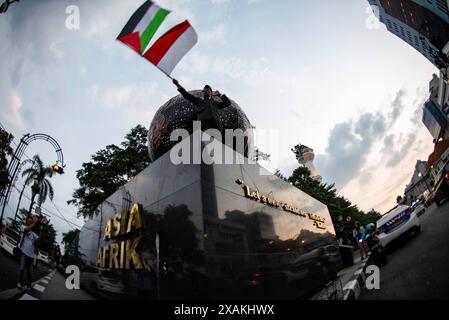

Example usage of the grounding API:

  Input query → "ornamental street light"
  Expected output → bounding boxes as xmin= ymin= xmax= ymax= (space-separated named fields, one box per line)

xmin=52 ymin=164 xmax=64 ymax=175
xmin=0 ymin=0 xmax=20 ymax=14
xmin=0 ymin=133 xmax=65 ymax=223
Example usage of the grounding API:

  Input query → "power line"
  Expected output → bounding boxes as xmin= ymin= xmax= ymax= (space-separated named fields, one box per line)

xmin=10 ymin=182 xmax=87 ymax=232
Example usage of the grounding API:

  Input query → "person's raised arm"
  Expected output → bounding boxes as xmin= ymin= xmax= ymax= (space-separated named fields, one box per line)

xmin=173 ymin=79 xmax=198 ymax=105
xmin=214 ymin=91 xmax=231 ymax=109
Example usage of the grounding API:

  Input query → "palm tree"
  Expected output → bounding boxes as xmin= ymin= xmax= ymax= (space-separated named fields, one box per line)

xmin=22 ymin=155 xmax=54 ymax=215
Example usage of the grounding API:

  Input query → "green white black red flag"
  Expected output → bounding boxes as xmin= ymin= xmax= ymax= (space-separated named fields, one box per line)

xmin=117 ymin=1 xmax=197 ymax=76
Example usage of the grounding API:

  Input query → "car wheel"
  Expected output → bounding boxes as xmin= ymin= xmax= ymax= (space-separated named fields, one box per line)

xmin=414 ymin=226 xmax=422 ymax=235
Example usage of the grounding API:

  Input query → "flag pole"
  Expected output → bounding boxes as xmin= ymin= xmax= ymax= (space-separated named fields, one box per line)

xmin=154 ymin=64 xmax=173 ymax=80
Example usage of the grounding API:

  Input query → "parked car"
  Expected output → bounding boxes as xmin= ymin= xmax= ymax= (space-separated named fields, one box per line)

xmin=37 ymin=251 xmax=50 ymax=265
xmin=411 ymin=201 xmax=426 ymax=217
xmin=434 ymin=160 xmax=449 ymax=207
xmin=376 ymin=205 xmax=421 ymax=248
xmin=0 ymin=225 xmax=20 ymax=257
xmin=80 ymin=266 xmax=125 ymax=296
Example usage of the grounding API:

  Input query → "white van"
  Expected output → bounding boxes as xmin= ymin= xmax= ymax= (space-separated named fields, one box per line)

xmin=0 ymin=225 xmax=20 ymax=256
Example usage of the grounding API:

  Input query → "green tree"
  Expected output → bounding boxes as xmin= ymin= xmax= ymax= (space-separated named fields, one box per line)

xmin=21 ymin=154 xmax=55 ymax=214
xmin=288 ymin=166 xmax=381 ymax=240
xmin=61 ymin=229 xmax=80 ymax=255
xmin=36 ymin=222 xmax=57 ymax=254
xmin=0 ymin=127 xmax=14 ymax=193
xmin=68 ymin=125 xmax=150 ymax=218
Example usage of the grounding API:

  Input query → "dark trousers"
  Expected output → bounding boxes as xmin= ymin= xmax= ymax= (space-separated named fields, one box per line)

xmin=200 ymin=119 xmax=218 ymax=132
xmin=17 ymin=252 xmax=33 ymax=288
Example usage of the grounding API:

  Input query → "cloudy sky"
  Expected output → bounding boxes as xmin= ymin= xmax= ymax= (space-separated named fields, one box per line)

xmin=0 ymin=0 xmax=437 ymax=245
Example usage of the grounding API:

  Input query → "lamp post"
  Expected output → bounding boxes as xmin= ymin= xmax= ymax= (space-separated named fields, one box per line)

xmin=0 ymin=0 xmax=20 ymax=14
xmin=0 ymin=133 xmax=65 ymax=224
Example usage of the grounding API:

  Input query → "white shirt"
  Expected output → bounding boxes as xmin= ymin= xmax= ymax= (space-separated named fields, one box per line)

xmin=19 ymin=225 xmax=39 ymax=258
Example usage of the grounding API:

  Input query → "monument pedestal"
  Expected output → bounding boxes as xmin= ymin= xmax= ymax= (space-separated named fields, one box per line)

xmin=77 ymin=134 xmax=342 ymax=299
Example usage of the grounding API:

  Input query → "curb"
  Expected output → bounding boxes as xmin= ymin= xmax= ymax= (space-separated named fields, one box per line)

xmin=343 ymin=254 xmax=373 ymax=300
xmin=0 ymin=269 xmax=55 ymax=300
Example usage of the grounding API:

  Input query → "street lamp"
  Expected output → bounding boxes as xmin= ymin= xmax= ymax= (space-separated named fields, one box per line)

xmin=0 ymin=0 xmax=19 ymax=14
xmin=0 ymin=133 xmax=65 ymax=225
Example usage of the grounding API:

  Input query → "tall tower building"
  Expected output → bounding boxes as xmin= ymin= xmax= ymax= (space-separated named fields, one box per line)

xmin=368 ymin=0 xmax=449 ymax=69
xmin=291 ymin=144 xmax=322 ymax=182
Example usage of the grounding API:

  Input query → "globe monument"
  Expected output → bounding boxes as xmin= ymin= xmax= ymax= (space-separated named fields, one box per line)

xmin=75 ymin=89 xmax=342 ymax=300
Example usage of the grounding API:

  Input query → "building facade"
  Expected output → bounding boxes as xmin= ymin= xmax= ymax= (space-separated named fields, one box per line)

xmin=422 ymin=73 xmax=449 ymax=140
xmin=404 ymin=160 xmax=433 ymax=204
xmin=411 ymin=0 xmax=449 ymax=24
xmin=368 ymin=0 xmax=449 ymax=69
xmin=428 ymin=139 xmax=449 ymax=182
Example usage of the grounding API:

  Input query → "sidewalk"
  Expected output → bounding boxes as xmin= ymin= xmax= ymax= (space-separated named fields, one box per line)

xmin=310 ymin=250 xmax=369 ymax=300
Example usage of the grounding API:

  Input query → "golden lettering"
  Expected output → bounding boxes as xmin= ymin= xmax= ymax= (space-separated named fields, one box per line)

xmin=102 ymin=245 xmax=109 ymax=268
xmin=125 ymin=237 xmax=143 ymax=269
xmin=112 ymin=213 xmax=121 ymax=238
xmin=120 ymin=241 xmax=125 ymax=269
xmin=127 ymin=203 xmax=143 ymax=233
xmin=97 ymin=248 xmax=102 ymax=268
xmin=120 ymin=210 xmax=129 ymax=235
xmin=237 ymin=180 xmax=326 ymax=230
xmin=104 ymin=219 xmax=112 ymax=241
xmin=243 ymin=185 xmax=251 ymax=198
xmin=109 ymin=243 xmax=120 ymax=269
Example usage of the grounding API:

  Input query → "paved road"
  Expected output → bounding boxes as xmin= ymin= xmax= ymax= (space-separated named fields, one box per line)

xmin=40 ymin=271 xmax=95 ymax=300
xmin=360 ymin=202 xmax=449 ymax=300
xmin=0 ymin=250 xmax=51 ymax=291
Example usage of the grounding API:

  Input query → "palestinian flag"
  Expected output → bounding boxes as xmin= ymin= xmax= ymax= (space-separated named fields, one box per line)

xmin=143 ymin=20 xmax=198 ymax=76
xmin=117 ymin=1 xmax=171 ymax=55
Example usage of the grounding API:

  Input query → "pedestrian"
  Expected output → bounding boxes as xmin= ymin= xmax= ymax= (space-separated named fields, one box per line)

xmin=352 ymin=222 xmax=367 ymax=259
xmin=172 ymin=79 xmax=232 ymax=131
xmin=16 ymin=215 xmax=42 ymax=291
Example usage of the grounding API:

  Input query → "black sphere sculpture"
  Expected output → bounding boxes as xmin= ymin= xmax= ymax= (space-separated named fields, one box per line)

xmin=148 ymin=90 xmax=253 ymax=162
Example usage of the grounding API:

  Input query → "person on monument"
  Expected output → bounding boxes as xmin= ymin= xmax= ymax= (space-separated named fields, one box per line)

xmin=172 ymin=79 xmax=232 ymax=131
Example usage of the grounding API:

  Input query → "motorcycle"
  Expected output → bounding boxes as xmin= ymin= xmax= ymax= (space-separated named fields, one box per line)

xmin=365 ymin=232 xmax=387 ymax=266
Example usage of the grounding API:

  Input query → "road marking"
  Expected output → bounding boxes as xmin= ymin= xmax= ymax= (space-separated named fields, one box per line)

xmin=354 ymin=268 xmax=364 ymax=275
xmin=19 ymin=293 xmax=38 ymax=300
xmin=343 ymin=279 xmax=358 ymax=291
xmin=40 ymin=279 xmax=49 ymax=284
xmin=33 ymin=284 xmax=45 ymax=292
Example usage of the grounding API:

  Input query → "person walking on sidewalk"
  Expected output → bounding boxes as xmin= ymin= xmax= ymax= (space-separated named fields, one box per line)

xmin=16 ymin=215 xmax=41 ymax=291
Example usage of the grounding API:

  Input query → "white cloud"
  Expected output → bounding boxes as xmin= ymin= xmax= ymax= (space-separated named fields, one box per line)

xmin=183 ymin=53 xmax=271 ymax=82
xmin=331 ymin=88 xmax=433 ymax=213
xmin=1 ymin=91 xmax=24 ymax=129
xmin=199 ymin=24 xmax=227 ymax=46
xmin=209 ymin=0 xmax=231 ymax=4
xmin=86 ymin=82 xmax=168 ymax=127
xmin=49 ymin=41 xmax=65 ymax=60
